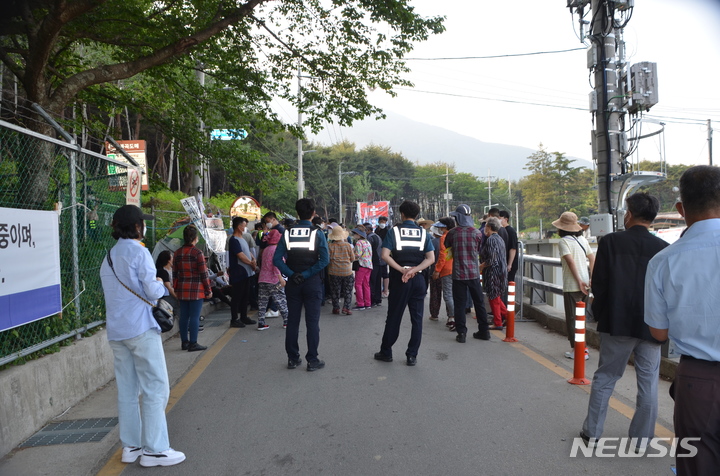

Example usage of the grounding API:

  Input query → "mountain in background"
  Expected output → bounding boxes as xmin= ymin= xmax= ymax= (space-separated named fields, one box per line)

xmin=310 ymin=111 xmax=591 ymax=181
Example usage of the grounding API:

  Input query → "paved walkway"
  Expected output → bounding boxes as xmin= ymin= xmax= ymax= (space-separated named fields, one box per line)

xmin=0 ymin=300 xmax=677 ymax=475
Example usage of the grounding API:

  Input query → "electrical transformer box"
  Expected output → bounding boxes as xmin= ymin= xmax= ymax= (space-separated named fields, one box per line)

xmin=587 ymin=45 xmax=598 ymax=69
xmin=588 ymin=91 xmax=598 ymax=112
xmin=628 ymin=62 xmax=659 ymax=113
xmin=590 ymin=214 xmax=614 ymax=237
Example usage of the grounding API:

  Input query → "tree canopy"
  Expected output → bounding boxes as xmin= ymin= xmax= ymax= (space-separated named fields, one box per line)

xmin=0 ymin=0 xmax=444 ymax=205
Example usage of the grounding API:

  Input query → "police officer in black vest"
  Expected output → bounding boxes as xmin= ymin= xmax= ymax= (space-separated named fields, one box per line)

xmin=374 ymin=201 xmax=435 ymax=366
xmin=273 ymin=198 xmax=330 ymax=371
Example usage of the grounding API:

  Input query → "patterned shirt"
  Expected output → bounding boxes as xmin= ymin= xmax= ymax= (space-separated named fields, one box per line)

xmin=444 ymin=226 xmax=483 ymax=280
xmin=173 ymin=245 xmax=212 ymax=300
xmin=328 ymin=240 xmax=354 ymax=276
xmin=259 ymin=244 xmax=281 ymax=284
xmin=354 ymin=239 xmax=373 ymax=269
xmin=481 ymin=233 xmax=507 ymax=299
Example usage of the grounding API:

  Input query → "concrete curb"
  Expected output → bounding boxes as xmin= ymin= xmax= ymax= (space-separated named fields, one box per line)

xmin=522 ymin=298 xmax=678 ymax=381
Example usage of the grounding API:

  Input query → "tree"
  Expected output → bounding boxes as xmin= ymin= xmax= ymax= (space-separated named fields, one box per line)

xmin=636 ymin=161 xmax=690 ymax=212
xmin=520 ymin=145 xmax=595 ymax=228
xmin=0 ymin=0 xmax=444 ymax=206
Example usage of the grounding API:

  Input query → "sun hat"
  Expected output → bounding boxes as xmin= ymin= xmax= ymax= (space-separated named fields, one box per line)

xmin=552 ymin=211 xmax=582 ymax=232
xmin=329 ymin=225 xmax=347 ymax=241
xmin=351 ymin=228 xmax=367 ymax=240
xmin=417 ymin=219 xmax=434 ymax=228
xmin=578 ymin=216 xmax=590 ymax=226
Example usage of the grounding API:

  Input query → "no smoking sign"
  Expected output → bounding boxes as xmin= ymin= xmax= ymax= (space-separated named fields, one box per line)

xmin=126 ymin=166 xmax=142 ymax=206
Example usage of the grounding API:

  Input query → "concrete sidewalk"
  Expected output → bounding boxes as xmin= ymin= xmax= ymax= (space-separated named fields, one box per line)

xmin=0 ymin=300 xmax=677 ymax=476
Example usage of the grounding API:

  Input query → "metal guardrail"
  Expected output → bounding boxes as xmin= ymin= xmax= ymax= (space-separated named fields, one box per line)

xmin=522 ymin=254 xmax=563 ymax=308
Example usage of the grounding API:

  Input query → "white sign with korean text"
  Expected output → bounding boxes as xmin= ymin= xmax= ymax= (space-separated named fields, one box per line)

xmin=0 ymin=207 xmax=62 ymax=331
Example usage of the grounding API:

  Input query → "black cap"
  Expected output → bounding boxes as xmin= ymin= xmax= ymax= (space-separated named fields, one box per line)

xmin=112 ymin=205 xmax=154 ymax=227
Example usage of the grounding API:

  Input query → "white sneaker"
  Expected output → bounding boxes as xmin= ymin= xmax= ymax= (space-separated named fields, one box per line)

xmin=139 ymin=448 xmax=186 ymax=467
xmin=564 ymin=350 xmax=590 ymax=361
xmin=121 ymin=446 xmax=142 ymax=463
xmin=266 ymin=310 xmax=280 ymax=318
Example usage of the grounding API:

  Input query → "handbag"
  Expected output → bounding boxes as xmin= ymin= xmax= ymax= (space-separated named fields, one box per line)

xmin=106 ymin=250 xmax=175 ymax=332
xmin=352 ymin=260 xmax=360 ymax=271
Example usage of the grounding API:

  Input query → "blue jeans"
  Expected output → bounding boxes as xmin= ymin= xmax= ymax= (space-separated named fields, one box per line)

xmin=108 ymin=329 xmax=170 ymax=453
xmin=179 ymin=299 xmax=203 ymax=343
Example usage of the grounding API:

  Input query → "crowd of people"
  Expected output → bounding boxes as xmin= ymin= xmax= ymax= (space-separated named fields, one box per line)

xmin=100 ymin=165 xmax=720 ymax=473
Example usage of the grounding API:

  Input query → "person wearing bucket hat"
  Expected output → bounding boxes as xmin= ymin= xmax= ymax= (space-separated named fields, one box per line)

xmin=328 ymin=225 xmax=355 ymax=315
xmin=553 ymin=211 xmax=595 ymax=360
xmin=445 ymin=204 xmax=490 ymax=343
xmin=100 ymin=205 xmax=186 ymax=467
xmin=351 ymin=226 xmax=373 ymax=310
xmin=374 ymin=200 xmax=435 ymax=366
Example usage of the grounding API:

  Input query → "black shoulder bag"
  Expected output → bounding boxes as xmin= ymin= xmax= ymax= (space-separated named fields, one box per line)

xmin=106 ymin=250 xmax=175 ymax=332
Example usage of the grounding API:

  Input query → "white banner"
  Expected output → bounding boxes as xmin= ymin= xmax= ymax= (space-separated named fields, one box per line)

xmin=180 ymin=196 xmax=208 ymax=241
xmin=0 ymin=208 xmax=62 ymax=331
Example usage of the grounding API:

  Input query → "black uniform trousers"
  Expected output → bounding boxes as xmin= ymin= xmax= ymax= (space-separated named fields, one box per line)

xmin=285 ymin=273 xmax=323 ymax=363
xmin=379 ymin=269 xmax=426 ymax=358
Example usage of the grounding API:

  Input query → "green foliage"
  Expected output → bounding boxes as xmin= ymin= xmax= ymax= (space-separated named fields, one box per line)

xmin=520 ymin=145 xmax=596 ymax=228
xmin=636 ymin=161 xmax=690 ymax=212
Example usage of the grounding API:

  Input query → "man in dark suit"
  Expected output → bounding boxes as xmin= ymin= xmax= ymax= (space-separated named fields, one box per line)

xmin=580 ymin=193 xmax=668 ymax=451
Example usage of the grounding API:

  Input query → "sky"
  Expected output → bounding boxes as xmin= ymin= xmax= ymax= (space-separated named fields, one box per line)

xmin=303 ymin=0 xmax=720 ymax=169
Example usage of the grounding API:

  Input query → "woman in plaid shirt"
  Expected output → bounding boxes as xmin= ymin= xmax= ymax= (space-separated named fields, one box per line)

xmin=173 ymin=225 xmax=212 ymax=352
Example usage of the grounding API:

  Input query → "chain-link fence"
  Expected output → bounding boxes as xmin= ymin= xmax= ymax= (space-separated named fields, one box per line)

xmin=0 ymin=118 xmax=131 ymax=366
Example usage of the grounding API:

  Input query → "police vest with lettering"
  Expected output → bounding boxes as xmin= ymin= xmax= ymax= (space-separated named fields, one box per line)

xmin=284 ymin=225 xmax=320 ymax=272
xmin=391 ymin=224 xmax=427 ymax=267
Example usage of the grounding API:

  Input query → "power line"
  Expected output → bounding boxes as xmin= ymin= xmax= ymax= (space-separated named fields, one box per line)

xmin=405 ymin=47 xmax=586 ymax=61
xmin=394 ymin=87 xmax=587 ymax=112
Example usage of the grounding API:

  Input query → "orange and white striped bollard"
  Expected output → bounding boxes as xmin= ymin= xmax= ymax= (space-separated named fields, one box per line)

xmin=503 ymin=281 xmax=518 ymax=342
xmin=568 ymin=301 xmax=590 ymax=385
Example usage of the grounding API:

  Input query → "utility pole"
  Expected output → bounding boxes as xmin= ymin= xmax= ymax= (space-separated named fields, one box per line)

xmin=590 ymin=0 xmax=622 ymax=216
xmin=480 ymin=169 xmax=495 ymax=212
xmin=297 ymin=65 xmax=304 ymax=200
xmin=709 ymin=119 xmax=713 ymax=166
xmin=339 ymin=162 xmax=343 ymax=224
xmin=338 ymin=162 xmax=356 ymax=225
xmin=569 ymin=1 xmax=660 ymax=234
xmin=192 ymin=64 xmax=206 ymax=209
xmin=444 ymin=165 xmax=453 ymax=216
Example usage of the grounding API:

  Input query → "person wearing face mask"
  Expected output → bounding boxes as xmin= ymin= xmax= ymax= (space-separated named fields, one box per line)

xmin=351 ymin=226 xmax=373 ymax=310
xmin=375 ymin=216 xmax=390 ymax=298
xmin=100 ymin=205 xmax=186 ymax=467
xmin=580 ymin=193 xmax=667 ymax=452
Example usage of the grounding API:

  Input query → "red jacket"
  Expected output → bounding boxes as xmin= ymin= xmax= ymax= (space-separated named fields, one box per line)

xmin=173 ymin=245 xmax=212 ymax=300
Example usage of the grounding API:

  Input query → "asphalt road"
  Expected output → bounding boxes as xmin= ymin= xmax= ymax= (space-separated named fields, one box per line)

xmin=0 ymin=299 xmax=677 ymax=476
